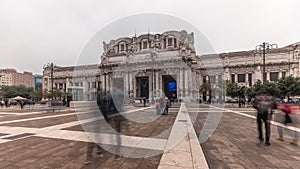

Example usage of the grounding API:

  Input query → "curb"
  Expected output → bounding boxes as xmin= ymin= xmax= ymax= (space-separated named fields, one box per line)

xmin=158 ymin=103 xmax=209 ymax=169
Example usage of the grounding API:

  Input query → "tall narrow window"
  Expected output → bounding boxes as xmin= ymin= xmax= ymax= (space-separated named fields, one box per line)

xmin=238 ymin=74 xmax=245 ymax=83
xmin=167 ymin=38 xmax=173 ymax=46
xmin=203 ymin=76 xmax=206 ymax=83
xmin=248 ymin=74 xmax=252 ymax=86
xmin=174 ymin=38 xmax=177 ymax=48
xmin=231 ymin=74 xmax=235 ymax=83
xmin=120 ymin=44 xmax=125 ymax=51
xmin=143 ymin=41 xmax=148 ymax=49
xmin=209 ymin=75 xmax=216 ymax=84
xmin=270 ymin=72 xmax=279 ymax=81
xmin=282 ymin=72 xmax=286 ymax=79
xmin=92 ymin=82 xmax=96 ymax=88
xmin=218 ymin=75 xmax=222 ymax=83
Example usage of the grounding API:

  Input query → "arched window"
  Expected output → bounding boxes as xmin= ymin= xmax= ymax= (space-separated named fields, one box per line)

xmin=119 ymin=42 xmax=126 ymax=52
xmin=142 ymin=39 xmax=148 ymax=49
xmin=167 ymin=37 xmax=173 ymax=47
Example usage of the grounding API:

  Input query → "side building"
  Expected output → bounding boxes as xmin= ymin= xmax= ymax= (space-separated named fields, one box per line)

xmin=0 ymin=68 xmax=35 ymax=88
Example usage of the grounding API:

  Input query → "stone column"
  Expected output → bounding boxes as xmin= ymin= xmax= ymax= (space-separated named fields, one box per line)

xmin=179 ymin=68 xmax=184 ymax=98
xmin=125 ymin=72 xmax=129 ymax=94
xmin=133 ymin=71 xmax=136 ymax=98
xmin=83 ymin=79 xmax=88 ymax=101
xmin=129 ymin=71 xmax=132 ymax=98
xmin=48 ymin=77 xmax=51 ymax=92
xmin=156 ymin=70 xmax=159 ymax=99
xmin=66 ymin=78 xmax=69 ymax=92
xmin=234 ymin=73 xmax=237 ymax=83
xmin=187 ymin=69 xmax=192 ymax=98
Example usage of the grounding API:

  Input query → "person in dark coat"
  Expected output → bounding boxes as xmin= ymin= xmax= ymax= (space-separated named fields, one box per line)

xmin=253 ymin=90 xmax=276 ymax=146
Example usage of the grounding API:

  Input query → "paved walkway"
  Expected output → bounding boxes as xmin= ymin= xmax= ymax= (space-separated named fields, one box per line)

xmin=192 ymin=104 xmax=300 ymax=169
xmin=0 ymin=103 xmax=182 ymax=168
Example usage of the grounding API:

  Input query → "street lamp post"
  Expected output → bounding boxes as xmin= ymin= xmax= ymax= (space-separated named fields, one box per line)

xmin=256 ymin=42 xmax=277 ymax=84
xmin=50 ymin=63 xmax=54 ymax=100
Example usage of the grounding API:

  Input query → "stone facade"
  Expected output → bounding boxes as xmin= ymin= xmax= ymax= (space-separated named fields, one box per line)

xmin=42 ymin=30 xmax=300 ymax=101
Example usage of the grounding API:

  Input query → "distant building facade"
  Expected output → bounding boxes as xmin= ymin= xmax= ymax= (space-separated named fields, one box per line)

xmin=42 ymin=30 xmax=300 ymax=101
xmin=0 ymin=69 xmax=35 ymax=88
xmin=34 ymin=75 xmax=43 ymax=90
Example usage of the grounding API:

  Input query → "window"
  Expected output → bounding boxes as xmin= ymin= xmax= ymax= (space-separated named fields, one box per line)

xmin=248 ymin=74 xmax=252 ymax=86
xmin=218 ymin=75 xmax=222 ymax=82
xmin=237 ymin=74 xmax=245 ymax=83
xmin=92 ymin=82 xmax=96 ymax=88
xmin=231 ymin=74 xmax=235 ymax=83
xmin=270 ymin=72 xmax=279 ymax=81
xmin=282 ymin=72 xmax=286 ymax=79
xmin=203 ymin=76 xmax=206 ymax=83
xmin=143 ymin=41 xmax=148 ymax=49
xmin=74 ymin=82 xmax=79 ymax=86
xmin=167 ymin=38 xmax=173 ymax=46
xmin=174 ymin=38 xmax=177 ymax=48
xmin=209 ymin=75 xmax=216 ymax=84
xmin=88 ymin=82 xmax=90 ymax=88
xmin=120 ymin=44 xmax=125 ymax=51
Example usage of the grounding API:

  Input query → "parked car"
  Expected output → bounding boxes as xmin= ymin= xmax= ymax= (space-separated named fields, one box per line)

xmin=287 ymin=98 xmax=299 ymax=104
xmin=226 ymin=98 xmax=238 ymax=103
xmin=275 ymin=98 xmax=284 ymax=103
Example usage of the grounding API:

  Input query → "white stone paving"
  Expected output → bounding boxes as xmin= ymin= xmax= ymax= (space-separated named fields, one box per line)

xmin=0 ymin=106 xmax=170 ymax=151
xmin=158 ymin=103 xmax=209 ymax=169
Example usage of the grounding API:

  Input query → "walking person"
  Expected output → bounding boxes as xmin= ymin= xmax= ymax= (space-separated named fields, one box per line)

xmin=156 ymin=101 xmax=161 ymax=115
xmin=4 ymin=99 xmax=8 ymax=108
xmin=164 ymin=99 xmax=170 ymax=115
xmin=253 ymin=90 xmax=276 ymax=146
xmin=276 ymin=104 xmax=299 ymax=146
xmin=20 ymin=100 xmax=24 ymax=109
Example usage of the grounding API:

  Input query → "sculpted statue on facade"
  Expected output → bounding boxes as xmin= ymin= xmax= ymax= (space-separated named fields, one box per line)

xmin=179 ymin=30 xmax=195 ymax=52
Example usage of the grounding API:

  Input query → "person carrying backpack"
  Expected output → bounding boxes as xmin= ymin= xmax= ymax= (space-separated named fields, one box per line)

xmin=253 ymin=90 xmax=276 ymax=146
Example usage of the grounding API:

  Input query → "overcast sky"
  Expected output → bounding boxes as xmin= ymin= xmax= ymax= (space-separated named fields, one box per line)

xmin=0 ymin=0 xmax=299 ymax=74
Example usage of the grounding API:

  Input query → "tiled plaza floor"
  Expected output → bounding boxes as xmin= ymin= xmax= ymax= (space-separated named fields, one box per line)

xmin=192 ymin=104 xmax=300 ymax=169
xmin=1 ymin=103 xmax=300 ymax=168
xmin=0 ymin=104 xmax=180 ymax=168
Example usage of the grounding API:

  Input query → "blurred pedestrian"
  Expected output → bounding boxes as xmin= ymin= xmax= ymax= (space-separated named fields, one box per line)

xmin=253 ymin=90 xmax=277 ymax=146
xmin=62 ymin=97 xmax=66 ymax=106
xmin=4 ymin=99 xmax=8 ymax=108
xmin=276 ymin=104 xmax=299 ymax=146
xmin=143 ymin=97 xmax=146 ymax=107
xmin=156 ymin=101 xmax=161 ymax=115
xmin=165 ymin=99 xmax=170 ymax=114
xmin=20 ymin=100 xmax=24 ymax=109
